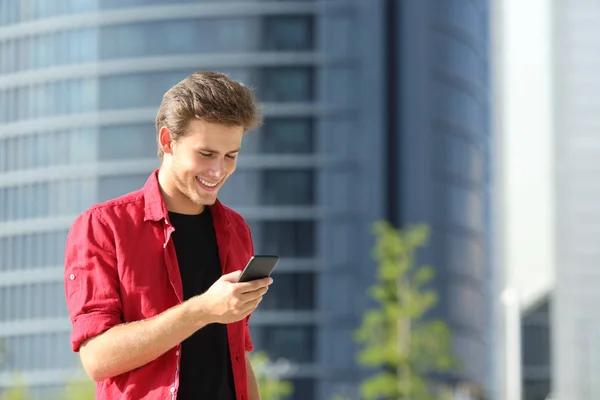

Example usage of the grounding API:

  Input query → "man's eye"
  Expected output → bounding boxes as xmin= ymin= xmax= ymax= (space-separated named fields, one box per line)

xmin=200 ymin=152 xmax=212 ymax=158
xmin=226 ymin=154 xmax=237 ymax=160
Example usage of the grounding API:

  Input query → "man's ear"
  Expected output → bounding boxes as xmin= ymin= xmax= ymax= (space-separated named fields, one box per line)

xmin=159 ymin=126 xmax=174 ymax=155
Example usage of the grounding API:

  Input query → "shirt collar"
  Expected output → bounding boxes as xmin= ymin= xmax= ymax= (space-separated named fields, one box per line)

xmin=143 ymin=168 xmax=231 ymax=228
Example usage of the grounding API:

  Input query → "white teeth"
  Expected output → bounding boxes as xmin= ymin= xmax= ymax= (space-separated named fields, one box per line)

xmin=197 ymin=177 xmax=218 ymax=187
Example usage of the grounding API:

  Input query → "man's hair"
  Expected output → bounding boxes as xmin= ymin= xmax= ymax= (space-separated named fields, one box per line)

xmin=155 ymin=71 xmax=263 ymax=158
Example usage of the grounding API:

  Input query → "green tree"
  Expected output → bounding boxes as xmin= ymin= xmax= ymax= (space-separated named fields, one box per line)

xmin=249 ymin=351 xmax=294 ymax=400
xmin=354 ymin=221 xmax=458 ymax=400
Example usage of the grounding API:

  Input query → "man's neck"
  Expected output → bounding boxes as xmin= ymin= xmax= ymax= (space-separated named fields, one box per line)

xmin=157 ymin=167 xmax=205 ymax=215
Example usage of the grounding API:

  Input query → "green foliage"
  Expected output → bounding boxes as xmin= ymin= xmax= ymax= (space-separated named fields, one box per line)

xmin=59 ymin=375 xmax=95 ymax=400
xmin=248 ymin=351 xmax=294 ymax=400
xmin=354 ymin=221 xmax=459 ymax=400
xmin=1 ymin=375 xmax=32 ymax=400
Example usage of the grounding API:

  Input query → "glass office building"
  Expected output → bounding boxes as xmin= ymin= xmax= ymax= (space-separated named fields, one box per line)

xmin=0 ymin=1 xmax=491 ymax=399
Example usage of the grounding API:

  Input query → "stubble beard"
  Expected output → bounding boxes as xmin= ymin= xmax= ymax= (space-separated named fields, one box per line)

xmin=171 ymin=161 xmax=215 ymax=209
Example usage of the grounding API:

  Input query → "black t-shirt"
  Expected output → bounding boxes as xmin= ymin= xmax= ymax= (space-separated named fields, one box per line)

xmin=168 ymin=209 xmax=236 ymax=400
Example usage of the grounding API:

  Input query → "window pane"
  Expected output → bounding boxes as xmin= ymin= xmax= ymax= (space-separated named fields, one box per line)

xmin=257 ymin=326 xmax=315 ymax=363
xmin=522 ymin=324 xmax=550 ymax=366
xmin=257 ymin=67 xmax=314 ymax=102
xmin=99 ymin=70 xmax=197 ymax=109
xmin=260 ymin=118 xmax=314 ymax=154
xmin=261 ymin=170 xmax=314 ymax=205
xmin=99 ymin=124 xmax=157 ymax=160
xmin=260 ymin=273 xmax=315 ymax=310
xmin=0 ymin=182 xmax=49 ymax=221
xmin=100 ymin=18 xmax=257 ymax=58
xmin=261 ymin=221 xmax=315 ymax=257
xmin=100 ymin=0 xmax=200 ymax=9
xmin=98 ymin=174 xmax=150 ymax=201
xmin=0 ymin=231 xmax=68 ymax=271
xmin=2 ymin=331 xmax=77 ymax=370
xmin=5 ymin=79 xmax=95 ymax=122
xmin=289 ymin=378 xmax=315 ymax=400
xmin=262 ymin=16 xmax=314 ymax=51
xmin=0 ymin=282 xmax=66 ymax=321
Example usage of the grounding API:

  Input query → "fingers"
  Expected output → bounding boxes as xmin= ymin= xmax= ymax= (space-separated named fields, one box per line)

xmin=235 ymin=277 xmax=273 ymax=294
xmin=238 ymin=286 xmax=269 ymax=303
xmin=220 ymin=270 xmax=242 ymax=283
xmin=240 ymin=296 xmax=263 ymax=317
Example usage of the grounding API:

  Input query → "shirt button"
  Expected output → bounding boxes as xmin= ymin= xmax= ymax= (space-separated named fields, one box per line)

xmin=176 ymin=351 xmax=180 ymax=356
xmin=69 ymin=274 xmax=75 ymax=280
xmin=170 ymin=387 xmax=175 ymax=393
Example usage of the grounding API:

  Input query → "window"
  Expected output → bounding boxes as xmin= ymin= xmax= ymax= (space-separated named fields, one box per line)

xmin=434 ymin=82 xmax=483 ymax=135
xmin=259 ymin=272 xmax=315 ymax=310
xmin=100 ymin=0 xmax=201 ymax=9
xmin=0 ymin=90 xmax=7 ymax=122
xmin=438 ymin=0 xmax=482 ymax=43
xmin=261 ymin=170 xmax=315 ymax=205
xmin=98 ymin=174 xmax=152 ymax=202
xmin=100 ymin=70 xmax=197 ymax=110
xmin=449 ymin=284 xmax=486 ymax=331
xmin=262 ymin=16 xmax=314 ymax=51
xmin=70 ymin=127 xmax=98 ymax=163
xmin=257 ymin=67 xmax=314 ymax=102
xmin=522 ymin=324 xmax=550 ymax=366
xmin=289 ymin=379 xmax=315 ymax=400
xmin=33 ymin=132 xmax=54 ymax=168
xmin=440 ymin=133 xmax=484 ymax=185
xmin=261 ymin=221 xmax=315 ymax=257
xmin=445 ymin=234 xmax=484 ymax=280
xmin=0 ymin=230 xmax=68 ymax=271
xmin=100 ymin=18 xmax=255 ymax=59
xmin=260 ymin=118 xmax=314 ymax=153
xmin=5 ymin=79 xmax=95 ymax=122
xmin=0 ymin=39 xmax=17 ymax=74
xmin=6 ymin=137 xmax=16 ymax=172
xmin=99 ymin=124 xmax=157 ymax=160
xmin=0 ymin=188 xmax=6 ymax=221
xmin=2 ymin=332 xmax=78 ymax=370
xmin=255 ymin=326 xmax=315 ymax=363
xmin=0 ymin=0 xmax=20 ymax=27
xmin=434 ymin=35 xmax=482 ymax=87
xmin=0 ymin=282 xmax=67 ymax=321
xmin=446 ymin=183 xmax=483 ymax=232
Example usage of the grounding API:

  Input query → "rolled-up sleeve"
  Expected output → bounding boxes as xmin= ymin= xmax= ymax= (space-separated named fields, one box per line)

xmin=64 ymin=209 xmax=122 ymax=352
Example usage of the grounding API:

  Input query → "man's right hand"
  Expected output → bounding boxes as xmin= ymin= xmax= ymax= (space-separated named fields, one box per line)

xmin=198 ymin=270 xmax=272 ymax=324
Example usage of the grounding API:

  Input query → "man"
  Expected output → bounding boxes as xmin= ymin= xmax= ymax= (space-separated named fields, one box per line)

xmin=64 ymin=71 xmax=272 ymax=399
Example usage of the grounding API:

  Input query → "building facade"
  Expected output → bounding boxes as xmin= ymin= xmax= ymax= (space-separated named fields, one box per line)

xmin=0 ymin=1 xmax=491 ymax=399
xmin=389 ymin=1 xmax=492 ymax=397
xmin=552 ymin=0 xmax=600 ymax=399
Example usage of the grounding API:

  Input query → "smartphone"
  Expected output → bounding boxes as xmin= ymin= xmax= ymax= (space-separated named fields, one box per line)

xmin=236 ymin=255 xmax=280 ymax=283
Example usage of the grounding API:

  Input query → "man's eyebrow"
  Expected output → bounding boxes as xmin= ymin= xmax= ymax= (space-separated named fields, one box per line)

xmin=198 ymin=147 xmax=241 ymax=154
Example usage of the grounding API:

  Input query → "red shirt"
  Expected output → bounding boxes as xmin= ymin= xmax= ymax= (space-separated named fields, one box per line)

xmin=64 ymin=170 xmax=255 ymax=399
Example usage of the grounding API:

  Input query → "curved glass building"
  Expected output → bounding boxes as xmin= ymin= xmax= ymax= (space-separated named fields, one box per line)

xmin=391 ymin=1 xmax=492 ymax=396
xmin=0 ymin=1 xmax=491 ymax=399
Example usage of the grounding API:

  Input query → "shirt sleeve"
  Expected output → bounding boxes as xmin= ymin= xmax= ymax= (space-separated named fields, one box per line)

xmin=244 ymin=222 xmax=255 ymax=352
xmin=64 ymin=209 xmax=123 ymax=352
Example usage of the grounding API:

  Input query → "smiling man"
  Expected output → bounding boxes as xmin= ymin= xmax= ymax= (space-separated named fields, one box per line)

xmin=64 ymin=72 xmax=270 ymax=400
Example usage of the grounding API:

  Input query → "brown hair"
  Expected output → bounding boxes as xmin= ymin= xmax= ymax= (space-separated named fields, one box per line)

xmin=155 ymin=71 xmax=263 ymax=158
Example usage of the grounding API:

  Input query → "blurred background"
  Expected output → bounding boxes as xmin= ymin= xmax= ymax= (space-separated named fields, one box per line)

xmin=0 ymin=0 xmax=596 ymax=399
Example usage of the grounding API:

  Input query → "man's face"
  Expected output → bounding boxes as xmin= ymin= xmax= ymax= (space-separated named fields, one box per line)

xmin=164 ymin=119 xmax=244 ymax=210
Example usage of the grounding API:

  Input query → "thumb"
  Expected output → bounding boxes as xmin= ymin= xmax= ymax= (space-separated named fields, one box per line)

xmin=220 ymin=270 xmax=242 ymax=283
